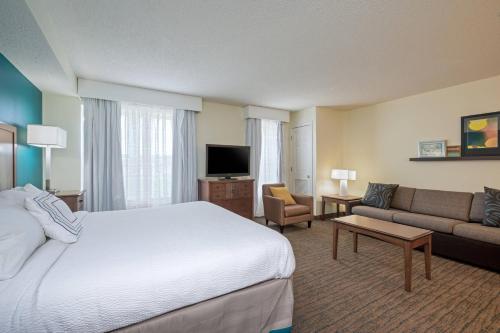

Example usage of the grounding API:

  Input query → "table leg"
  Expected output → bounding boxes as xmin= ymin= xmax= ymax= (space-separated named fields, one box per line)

xmin=321 ymin=198 xmax=326 ymax=220
xmin=353 ymin=232 xmax=358 ymax=253
xmin=424 ymin=236 xmax=432 ymax=280
xmin=332 ymin=223 xmax=339 ymax=260
xmin=346 ymin=202 xmax=352 ymax=215
xmin=336 ymin=203 xmax=340 ymax=217
xmin=404 ymin=242 xmax=412 ymax=292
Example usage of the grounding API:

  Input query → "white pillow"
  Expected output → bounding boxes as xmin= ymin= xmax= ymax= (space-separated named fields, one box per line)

xmin=0 ymin=188 xmax=36 ymax=207
xmin=25 ymin=192 xmax=83 ymax=243
xmin=0 ymin=204 xmax=46 ymax=280
xmin=24 ymin=183 xmax=44 ymax=195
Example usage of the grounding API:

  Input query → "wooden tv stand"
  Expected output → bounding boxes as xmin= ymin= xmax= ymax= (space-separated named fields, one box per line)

xmin=198 ymin=178 xmax=254 ymax=219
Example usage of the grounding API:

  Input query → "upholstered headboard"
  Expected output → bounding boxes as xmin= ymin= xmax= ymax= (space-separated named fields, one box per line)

xmin=0 ymin=123 xmax=16 ymax=190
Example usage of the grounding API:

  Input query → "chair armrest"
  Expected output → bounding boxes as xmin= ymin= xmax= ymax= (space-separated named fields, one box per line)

xmin=263 ymin=195 xmax=285 ymax=223
xmin=292 ymin=194 xmax=313 ymax=210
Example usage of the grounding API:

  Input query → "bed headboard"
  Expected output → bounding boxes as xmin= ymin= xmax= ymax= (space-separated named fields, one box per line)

xmin=0 ymin=123 xmax=16 ymax=190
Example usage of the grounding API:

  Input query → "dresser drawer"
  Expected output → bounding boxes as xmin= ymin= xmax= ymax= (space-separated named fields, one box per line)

xmin=210 ymin=183 xmax=227 ymax=200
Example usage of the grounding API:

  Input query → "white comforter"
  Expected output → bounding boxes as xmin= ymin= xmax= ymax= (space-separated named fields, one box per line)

xmin=0 ymin=202 xmax=295 ymax=333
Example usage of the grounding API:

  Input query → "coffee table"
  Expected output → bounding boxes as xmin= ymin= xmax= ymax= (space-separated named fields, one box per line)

xmin=332 ymin=215 xmax=433 ymax=292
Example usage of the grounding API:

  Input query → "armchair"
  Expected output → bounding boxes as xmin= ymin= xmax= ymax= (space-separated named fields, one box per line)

xmin=262 ymin=183 xmax=314 ymax=233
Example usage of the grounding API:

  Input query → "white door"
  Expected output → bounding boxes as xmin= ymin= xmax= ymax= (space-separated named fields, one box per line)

xmin=292 ymin=124 xmax=313 ymax=195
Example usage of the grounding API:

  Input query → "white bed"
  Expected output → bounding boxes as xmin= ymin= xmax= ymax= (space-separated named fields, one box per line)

xmin=0 ymin=201 xmax=295 ymax=333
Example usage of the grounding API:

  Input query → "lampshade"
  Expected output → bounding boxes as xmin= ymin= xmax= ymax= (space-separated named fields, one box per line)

xmin=27 ymin=125 xmax=67 ymax=148
xmin=331 ymin=169 xmax=357 ymax=180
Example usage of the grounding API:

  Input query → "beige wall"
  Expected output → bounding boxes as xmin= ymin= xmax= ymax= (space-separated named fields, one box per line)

xmin=196 ymin=101 xmax=246 ymax=178
xmin=341 ymin=75 xmax=500 ymax=196
xmin=42 ymin=92 xmax=82 ymax=191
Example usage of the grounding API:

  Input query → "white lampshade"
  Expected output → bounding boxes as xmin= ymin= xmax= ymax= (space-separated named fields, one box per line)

xmin=27 ymin=125 xmax=67 ymax=148
xmin=331 ymin=169 xmax=357 ymax=180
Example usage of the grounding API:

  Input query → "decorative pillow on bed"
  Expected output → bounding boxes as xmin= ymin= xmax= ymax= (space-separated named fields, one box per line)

xmin=361 ymin=182 xmax=399 ymax=210
xmin=483 ymin=187 xmax=500 ymax=228
xmin=0 ymin=204 xmax=46 ymax=280
xmin=25 ymin=191 xmax=83 ymax=243
xmin=0 ymin=187 xmax=36 ymax=207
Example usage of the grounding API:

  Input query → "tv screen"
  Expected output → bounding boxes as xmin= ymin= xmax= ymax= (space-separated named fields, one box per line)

xmin=206 ymin=145 xmax=250 ymax=178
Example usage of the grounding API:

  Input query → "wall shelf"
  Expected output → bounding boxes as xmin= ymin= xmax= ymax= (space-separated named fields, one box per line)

xmin=409 ymin=156 xmax=500 ymax=161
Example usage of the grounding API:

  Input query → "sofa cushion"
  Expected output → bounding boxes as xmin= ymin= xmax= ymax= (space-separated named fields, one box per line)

xmin=483 ymin=187 xmax=500 ymax=227
xmin=351 ymin=206 xmax=402 ymax=222
xmin=469 ymin=192 xmax=485 ymax=222
xmin=390 ymin=186 xmax=416 ymax=211
xmin=361 ymin=183 xmax=399 ymax=209
xmin=393 ymin=212 xmax=463 ymax=234
xmin=453 ymin=223 xmax=500 ymax=245
xmin=284 ymin=204 xmax=310 ymax=217
xmin=410 ymin=189 xmax=473 ymax=221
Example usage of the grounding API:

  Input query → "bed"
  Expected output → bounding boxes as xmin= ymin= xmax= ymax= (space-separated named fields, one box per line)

xmin=0 ymin=123 xmax=295 ymax=333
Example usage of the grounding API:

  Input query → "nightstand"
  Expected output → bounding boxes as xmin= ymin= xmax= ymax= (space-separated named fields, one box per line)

xmin=56 ymin=191 xmax=85 ymax=212
xmin=321 ymin=194 xmax=362 ymax=220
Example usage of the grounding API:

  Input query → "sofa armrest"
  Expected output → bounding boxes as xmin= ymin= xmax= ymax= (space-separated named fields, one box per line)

xmin=263 ymin=195 xmax=285 ymax=223
xmin=292 ymin=194 xmax=314 ymax=211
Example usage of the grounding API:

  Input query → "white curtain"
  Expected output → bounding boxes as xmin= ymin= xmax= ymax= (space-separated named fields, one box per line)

xmin=255 ymin=119 xmax=282 ymax=216
xmin=246 ymin=118 xmax=262 ymax=215
xmin=83 ymin=98 xmax=126 ymax=212
xmin=121 ymin=102 xmax=173 ymax=208
xmin=172 ymin=109 xmax=198 ymax=203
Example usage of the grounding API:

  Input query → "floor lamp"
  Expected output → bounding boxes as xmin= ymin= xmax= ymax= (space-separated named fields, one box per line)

xmin=27 ymin=125 xmax=67 ymax=192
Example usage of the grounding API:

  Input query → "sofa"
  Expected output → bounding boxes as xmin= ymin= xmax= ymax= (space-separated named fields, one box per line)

xmin=351 ymin=187 xmax=500 ymax=272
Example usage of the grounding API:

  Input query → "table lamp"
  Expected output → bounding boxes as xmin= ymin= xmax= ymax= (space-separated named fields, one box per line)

xmin=27 ymin=125 xmax=67 ymax=192
xmin=331 ymin=169 xmax=357 ymax=196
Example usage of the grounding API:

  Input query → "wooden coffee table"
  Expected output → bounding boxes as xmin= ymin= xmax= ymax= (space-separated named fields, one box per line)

xmin=332 ymin=215 xmax=433 ymax=292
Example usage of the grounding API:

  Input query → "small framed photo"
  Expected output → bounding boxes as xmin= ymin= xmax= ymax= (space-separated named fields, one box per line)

xmin=418 ymin=140 xmax=447 ymax=157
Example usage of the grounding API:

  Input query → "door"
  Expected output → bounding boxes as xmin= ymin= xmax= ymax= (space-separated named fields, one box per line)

xmin=292 ymin=124 xmax=313 ymax=195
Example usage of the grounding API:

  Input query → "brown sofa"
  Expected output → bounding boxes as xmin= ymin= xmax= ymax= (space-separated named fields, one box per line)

xmin=262 ymin=183 xmax=313 ymax=233
xmin=351 ymin=187 xmax=500 ymax=272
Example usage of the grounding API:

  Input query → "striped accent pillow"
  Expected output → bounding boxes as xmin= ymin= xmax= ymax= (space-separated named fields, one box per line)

xmin=25 ymin=192 xmax=83 ymax=243
xmin=483 ymin=187 xmax=500 ymax=228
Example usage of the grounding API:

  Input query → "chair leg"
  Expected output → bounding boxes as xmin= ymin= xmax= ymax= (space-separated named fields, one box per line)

xmin=265 ymin=219 xmax=269 ymax=225
xmin=308 ymin=220 xmax=312 ymax=228
xmin=279 ymin=225 xmax=285 ymax=233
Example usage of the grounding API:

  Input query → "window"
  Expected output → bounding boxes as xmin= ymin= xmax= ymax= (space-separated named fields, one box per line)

xmin=121 ymin=102 xmax=173 ymax=208
xmin=256 ymin=119 xmax=282 ymax=216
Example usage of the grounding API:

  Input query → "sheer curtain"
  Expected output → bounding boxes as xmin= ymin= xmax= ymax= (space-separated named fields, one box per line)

xmin=255 ymin=119 xmax=282 ymax=217
xmin=121 ymin=102 xmax=173 ymax=208
xmin=246 ymin=118 xmax=262 ymax=215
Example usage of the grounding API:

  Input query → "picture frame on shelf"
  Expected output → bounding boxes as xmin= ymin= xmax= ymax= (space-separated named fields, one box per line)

xmin=446 ymin=145 xmax=461 ymax=157
xmin=418 ymin=140 xmax=447 ymax=158
xmin=461 ymin=111 xmax=500 ymax=157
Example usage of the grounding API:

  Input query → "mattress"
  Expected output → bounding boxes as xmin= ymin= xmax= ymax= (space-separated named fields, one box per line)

xmin=0 ymin=201 xmax=295 ymax=333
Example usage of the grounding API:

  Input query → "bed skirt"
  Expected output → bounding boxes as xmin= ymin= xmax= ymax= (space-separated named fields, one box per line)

xmin=112 ymin=278 xmax=294 ymax=333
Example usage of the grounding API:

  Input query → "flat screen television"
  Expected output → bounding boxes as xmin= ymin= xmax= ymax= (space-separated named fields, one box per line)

xmin=206 ymin=144 xmax=250 ymax=178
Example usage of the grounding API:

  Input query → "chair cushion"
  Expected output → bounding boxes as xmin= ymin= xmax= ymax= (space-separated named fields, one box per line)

xmin=351 ymin=206 xmax=402 ymax=222
xmin=483 ymin=187 xmax=500 ymax=227
xmin=410 ymin=189 xmax=473 ymax=221
xmin=270 ymin=187 xmax=296 ymax=205
xmin=390 ymin=186 xmax=416 ymax=211
xmin=284 ymin=204 xmax=310 ymax=217
xmin=469 ymin=192 xmax=485 ymax=222
xmin=393 ymin=212 xmax=463 ymax=234
xmin=453 ymin=223 xmax=500 ymax=245
xmin=361 ymin=183 xmax=399 ymax=209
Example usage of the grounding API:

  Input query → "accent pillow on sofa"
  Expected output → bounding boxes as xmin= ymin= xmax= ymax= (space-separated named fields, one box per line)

xmin=25 ymin=191 xmax=83 ymax=243
xmin=483 ymin=187 xmax=500 ymax=227
xmin=0 ymin=204 xmax=46 ymax=280
xmin=361 ymin=182 xmax=399 ymax=210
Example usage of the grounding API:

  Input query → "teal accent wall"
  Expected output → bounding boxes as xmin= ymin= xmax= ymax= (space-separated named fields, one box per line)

xmin=0 ymin=53 xmax=43 ymax=188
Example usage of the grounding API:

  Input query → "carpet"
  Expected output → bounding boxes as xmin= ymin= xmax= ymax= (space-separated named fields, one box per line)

xmin=256 ymin=219 xmax=500 ymax=333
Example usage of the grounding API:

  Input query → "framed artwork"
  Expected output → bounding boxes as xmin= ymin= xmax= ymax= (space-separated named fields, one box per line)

xmin=418 ymin=140 xmax=446 ymax=157
xmin=461 ymin=111 xmax=500 ymax=157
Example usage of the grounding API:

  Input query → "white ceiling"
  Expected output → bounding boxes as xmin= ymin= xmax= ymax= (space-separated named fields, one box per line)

xmin=6 ymin=0 xmax=500 ymax=110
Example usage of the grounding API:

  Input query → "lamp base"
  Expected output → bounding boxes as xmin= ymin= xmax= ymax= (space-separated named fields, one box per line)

xmin=339 ymin=179 xmax=349 ymax=196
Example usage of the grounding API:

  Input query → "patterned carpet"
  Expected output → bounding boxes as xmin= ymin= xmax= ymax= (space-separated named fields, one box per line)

xmin=256 ymin=219 xmax=500 ymax=333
